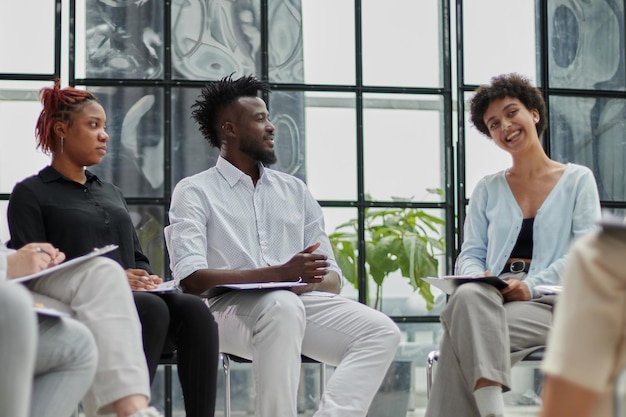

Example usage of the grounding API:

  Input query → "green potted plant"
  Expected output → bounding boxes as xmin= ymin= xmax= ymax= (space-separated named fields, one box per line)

xmin=329 ymin=194 xmax=445 ymax=417
xmin=329 ymin=195 xmax=445 ymax=311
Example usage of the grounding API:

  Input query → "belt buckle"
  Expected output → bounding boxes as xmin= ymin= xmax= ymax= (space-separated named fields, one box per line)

xmin=509 ymin=260 xmax=526 ymax=273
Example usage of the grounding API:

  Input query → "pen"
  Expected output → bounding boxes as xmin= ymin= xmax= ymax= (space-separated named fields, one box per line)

xmin=35 ymin=247 xmax=55 ymax=258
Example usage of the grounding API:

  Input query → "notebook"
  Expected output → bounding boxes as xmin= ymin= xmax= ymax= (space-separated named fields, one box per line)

xmin=422 ymin=275 xmax=508 ymax=295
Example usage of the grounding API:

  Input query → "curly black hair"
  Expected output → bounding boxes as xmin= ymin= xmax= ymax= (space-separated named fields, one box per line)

xmin=191 ymin=74 xmax=271 ymax=148
xmin=469 ymin=73 xmax=547 ymax=138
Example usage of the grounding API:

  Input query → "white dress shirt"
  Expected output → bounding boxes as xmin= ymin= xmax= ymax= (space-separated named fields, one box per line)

xmin=165 ymin=156 xmax=342 ymax=284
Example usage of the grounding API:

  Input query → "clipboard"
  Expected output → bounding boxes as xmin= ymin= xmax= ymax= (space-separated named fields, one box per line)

xmin=422 ymin=275 xmax=508 ymax=295
xmin=217 ymin=281 xmax=307 ymax=290
xmin=12 ymin=245 xmax=118 ymax=284
xmin=205 ymin=280 xmax=307 ymax=298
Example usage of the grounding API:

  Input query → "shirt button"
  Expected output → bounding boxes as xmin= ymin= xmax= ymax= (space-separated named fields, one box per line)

xmin=83 ymin=189 xmax=88 ymax=193
xmin=104 ymin=220 xmax=110 ymax=225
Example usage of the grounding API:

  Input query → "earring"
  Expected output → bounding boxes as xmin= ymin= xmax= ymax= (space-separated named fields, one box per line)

xmin=61 ymin=137 xmax=64 ymax=153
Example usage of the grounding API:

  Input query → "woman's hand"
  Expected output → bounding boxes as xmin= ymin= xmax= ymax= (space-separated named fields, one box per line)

xmin=7 ymin=243 xmax=65 ymax=279
xmin=500 ymin=279 xmax=531 ymax=301
xmin=126 ymin=268 xmax=163 ymax=291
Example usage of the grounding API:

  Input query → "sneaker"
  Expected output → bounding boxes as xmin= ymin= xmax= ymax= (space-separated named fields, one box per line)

xmin=128 ymin=407 xmax=164 ymax=417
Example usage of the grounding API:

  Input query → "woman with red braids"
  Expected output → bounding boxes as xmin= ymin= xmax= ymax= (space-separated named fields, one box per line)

xmin=8 ymin=80 xmax=218 ymax=417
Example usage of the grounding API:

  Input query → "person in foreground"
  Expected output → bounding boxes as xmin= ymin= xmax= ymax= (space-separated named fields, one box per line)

xmin=164 ymin=74 xmax=401 ymax=417
xmin=540 ymin=225 xmax=626 ymax=417
xmin=1 ymin=243 xmax=97 ymax=417
xmin=1 ymin=242 xmax=157 ymax=417
xmin=7 ymin=81 xmax=219 ymax=417
xmin=424 ymin=73 xmax=601 ymax=417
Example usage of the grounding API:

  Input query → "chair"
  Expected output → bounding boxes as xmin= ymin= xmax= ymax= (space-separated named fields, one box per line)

xmin=426 ymin=348 xmax=545 ymax=399
xmin=221 ymin=352 xmax=326 ymax=417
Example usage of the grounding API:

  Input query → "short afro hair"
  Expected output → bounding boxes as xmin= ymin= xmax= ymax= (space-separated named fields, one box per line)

xmin=191 ymin=74 xmax=271 ymax=148
xmin=469 ymin=73 xmax=547 ymax=138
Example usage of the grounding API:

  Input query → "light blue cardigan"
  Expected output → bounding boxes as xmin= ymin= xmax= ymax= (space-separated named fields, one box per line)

xmin=455 ymin=163 xmax=601 ymax=298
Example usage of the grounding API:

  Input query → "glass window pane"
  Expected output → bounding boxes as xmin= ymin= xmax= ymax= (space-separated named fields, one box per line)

xmin=362 ymin=0 xmax=442 ymax=88
xmin=549 ymin=95 xmax=626 ymax=201
xmin=171 ymin=0 xmax=260 ymax=81
xmin=171 ymin=87 xmax=217 ymax=185
xmin=76 ymin=0 xmax=164 ymax=79
xmin=548 ymin=0 xmax=625 ymax=90
xmin=363 ymin=93 xmax=445 ymax=202
xmin=129 ymin=204 xmax=165 ymax=277
xmin=0 ymin=81 xmax=52 ymax=194
xmin=85 ymin=86 xmax=164 ymax=197
xmin=281 ymin=0 xmax=355 ymax=85
xmin=463 ymin=0 xmax=538 ymax=86
xmin=0 ymin=1 xmax=55 ymax=74
xmin=304 ymin=92 xmax=356 ymax=200
xmin=267 ymin=91 xmax=307 ymax=181
xmin=268 ymin=0 xmax=304 ymax=83
xmin=463 ymin=93 xmax=510 ymax=198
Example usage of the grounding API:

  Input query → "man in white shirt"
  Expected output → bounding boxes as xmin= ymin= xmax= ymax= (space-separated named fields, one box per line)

xmin=1 ymin=242 xmax=97 ymax=417
xmin=165 ymin=74 xmax=401 ymax=417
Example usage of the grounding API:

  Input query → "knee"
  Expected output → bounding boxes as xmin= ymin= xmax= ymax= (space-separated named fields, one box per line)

xmin=448 ymin=282 xmax=501 ymax=308
xmin=134 ymin=293 xmax=170 ymax=335
xmin=0 ymin=283 xmax=33 ymax=315
xmin=0 ymin=284 xmax=36 ymax=339
xmin=371 ymin=311 xmax=402 ymax=351
xmin=169 ymin=293 xmax=218 ymax=334
xmin=259 ymin=291 xmax=306 ymax=329
xmin=84 ymin=257 xmax=129 ymax=290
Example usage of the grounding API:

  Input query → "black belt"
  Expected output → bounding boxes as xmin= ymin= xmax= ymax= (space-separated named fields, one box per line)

xmin=504 ymin=260 xmax=530 ymax=273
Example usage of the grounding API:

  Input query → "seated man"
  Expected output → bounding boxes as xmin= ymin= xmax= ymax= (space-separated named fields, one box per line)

xmin=540 ymin=224 xmax=626 ymax=417
xmin=165 ymin=74 xmax=401 ymax=417
xmin=1 ymin=242 xmax=97 ymax=417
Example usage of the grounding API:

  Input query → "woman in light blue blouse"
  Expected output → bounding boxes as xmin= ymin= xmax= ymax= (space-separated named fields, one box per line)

xmin=425 ymin=73 xmax=601 ymax=417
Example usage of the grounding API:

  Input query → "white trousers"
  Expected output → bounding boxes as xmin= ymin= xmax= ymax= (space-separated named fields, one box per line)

xmin=543 ymin=230 xmax=626 ymax=417
xmin=27 ymin=257 xmax=151 ymax=415
xmin=208 ymin=289 xmax=401 ymax=417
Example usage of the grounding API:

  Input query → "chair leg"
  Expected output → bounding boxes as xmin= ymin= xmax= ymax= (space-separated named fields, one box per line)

xmin=319 ymin=362 xmax=326 ymax=396
xmin=426 ymin=350 xmax=439 ymax=400
xmin=164 ymin=364 xmax=172 ymax=417
xmin=222 ymin=353 xmax=231 ymax=417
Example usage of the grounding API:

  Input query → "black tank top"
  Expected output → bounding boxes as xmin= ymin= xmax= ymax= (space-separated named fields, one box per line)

xmin=509 ymin=217 xmax=534 ymax=259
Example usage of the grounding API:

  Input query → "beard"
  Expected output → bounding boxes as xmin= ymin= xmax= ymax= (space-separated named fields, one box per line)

xmin=240 ymin=138 xmax=277 ymax=165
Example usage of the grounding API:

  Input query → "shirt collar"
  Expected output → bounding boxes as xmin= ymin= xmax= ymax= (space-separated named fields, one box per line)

xmin=215 ymin=156 xmax=266 ymax=187
xmin=39 ymin=165 xmax=103 ymax=185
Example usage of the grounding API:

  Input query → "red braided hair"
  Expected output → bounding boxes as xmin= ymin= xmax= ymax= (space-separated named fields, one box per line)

xmin=35 ymin=79 xmax=99 ymax=154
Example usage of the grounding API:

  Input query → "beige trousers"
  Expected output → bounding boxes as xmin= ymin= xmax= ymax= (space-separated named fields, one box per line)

xmin=27 ymin=257 xmax=150 ymax=415
xmin=425 ymin=281 xmax=554 ymax=417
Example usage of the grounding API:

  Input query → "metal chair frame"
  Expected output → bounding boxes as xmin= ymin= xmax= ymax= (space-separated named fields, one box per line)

xmin=426 ymin=348 xmax=545 ymax=399
xmin=221 ymin=352 xmax=326 ymax=417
